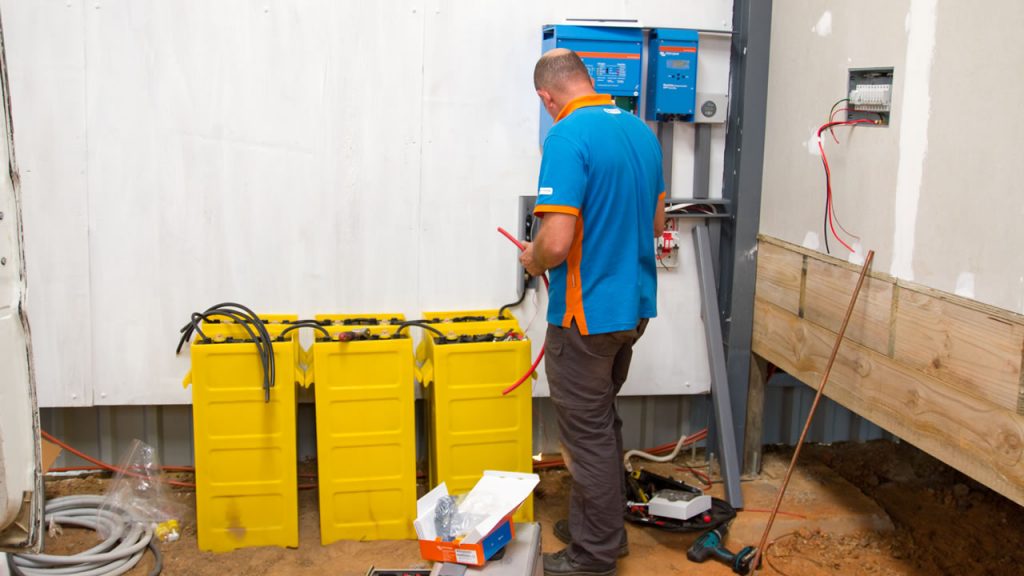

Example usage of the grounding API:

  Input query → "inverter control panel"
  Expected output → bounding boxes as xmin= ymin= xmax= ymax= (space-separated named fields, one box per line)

xmin=539 ymin=25 xmax=643 ymax=145
xmin=645 ymin=28 xmax=699 ymax=121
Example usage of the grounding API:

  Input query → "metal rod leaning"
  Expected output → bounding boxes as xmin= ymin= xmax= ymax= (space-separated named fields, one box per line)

xmin=750 ymin=250 xmax=875 ymax=573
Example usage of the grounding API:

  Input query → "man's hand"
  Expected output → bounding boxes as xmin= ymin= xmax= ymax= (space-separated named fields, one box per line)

xmin=520 ymin=212 xmax=575 ymax=276
xmin=519 ymin=241 xmax=545 ymax=277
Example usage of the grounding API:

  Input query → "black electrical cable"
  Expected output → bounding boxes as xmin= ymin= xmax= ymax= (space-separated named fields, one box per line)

xmin=278 ymin=321 xmax=331 ymax=340
xmin=823 ymin=183 xmax=830 ymax=255
xmin=498 ymin=272 xmax=529 ymax=319
xmin=176 ymin=302 xmax=276 ymax=402
xmin=211 ymin=304 xmax=276 ymax=401
xmin=394 ymin=320 xmax=447 ymax=339
xmin=190 ymin=309 xmax=272 ymax=400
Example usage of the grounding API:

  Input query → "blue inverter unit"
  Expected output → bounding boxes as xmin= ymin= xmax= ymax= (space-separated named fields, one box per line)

xmin=539 ymin=25 xmax=643 ymax=145
xmin=646 ymin=29 xmax=699 ymax=122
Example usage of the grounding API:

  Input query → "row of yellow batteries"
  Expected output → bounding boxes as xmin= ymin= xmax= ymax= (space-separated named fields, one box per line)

xmin=182 ymin=310 xmax=533 ymax=552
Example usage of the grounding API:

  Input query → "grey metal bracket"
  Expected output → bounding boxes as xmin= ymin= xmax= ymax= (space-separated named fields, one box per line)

xmin=694 ymin=224 xmax=744 ymax=507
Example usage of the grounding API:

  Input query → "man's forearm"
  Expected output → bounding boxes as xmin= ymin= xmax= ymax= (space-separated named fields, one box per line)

xmin=534 ymin=230 xmax=566 ymax=271
xmin=520 ymin=212 xmax=575 ymax=276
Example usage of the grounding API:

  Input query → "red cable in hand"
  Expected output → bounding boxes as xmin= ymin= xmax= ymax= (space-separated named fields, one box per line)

xmin=497 ymin=226 xmax=548 ymax=395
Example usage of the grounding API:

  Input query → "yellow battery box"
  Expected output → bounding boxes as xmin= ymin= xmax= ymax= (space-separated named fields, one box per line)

xmin=184 ymin=333 xmax=302 ymax=552
xmin=309 ymin=315 xmax=417 ymax=543
xmin=419 ymin=320 xmax=534 ymax=522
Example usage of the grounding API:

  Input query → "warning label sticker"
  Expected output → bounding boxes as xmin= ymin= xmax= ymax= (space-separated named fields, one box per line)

xmin=455 ymin=549 xmax=479 ymax=565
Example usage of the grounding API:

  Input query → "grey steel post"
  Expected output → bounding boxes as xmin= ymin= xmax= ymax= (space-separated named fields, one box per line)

xmin=692 ymin=123 xmax=720 ymax=281
xmin=694 ymin=225 xmax=743 ymax=506
xmin=657 ymin=121 xmax=674 ymax=195
xmin=692 ymin=123 xmax=711 ymax=199
xmin=717 ymin=0 xmax=772 ymax=479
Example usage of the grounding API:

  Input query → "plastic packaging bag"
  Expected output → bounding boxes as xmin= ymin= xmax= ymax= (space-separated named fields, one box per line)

xmin=434 ymin=495 xmax=459 ymax=541
xmin=99 ymin=439 xmax=183 ymax=541
xmin=433 ymin=493 xmax=496 ymax=542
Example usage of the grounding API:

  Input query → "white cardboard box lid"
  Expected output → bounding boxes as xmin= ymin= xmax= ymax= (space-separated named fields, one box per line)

xmin=414 ymin=471 xmax=539 ymax=544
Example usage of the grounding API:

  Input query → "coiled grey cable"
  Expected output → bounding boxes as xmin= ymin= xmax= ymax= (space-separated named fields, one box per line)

xmin=8 ymin=495 xmax=161 ymax=576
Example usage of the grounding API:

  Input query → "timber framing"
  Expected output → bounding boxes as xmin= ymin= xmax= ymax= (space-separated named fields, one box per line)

xmin=752 ymin=235 xmax=1024 ymax=506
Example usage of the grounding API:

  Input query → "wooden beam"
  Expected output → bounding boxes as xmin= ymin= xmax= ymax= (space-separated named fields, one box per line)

xmin=753 ymin=297 xmax=1024 ymax=506
xmin=743 ymin=353 xmax=769 ymax=476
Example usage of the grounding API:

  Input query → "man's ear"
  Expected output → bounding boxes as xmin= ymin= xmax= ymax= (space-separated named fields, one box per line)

xmin=536 ymin=89 xmax=552 ymax=106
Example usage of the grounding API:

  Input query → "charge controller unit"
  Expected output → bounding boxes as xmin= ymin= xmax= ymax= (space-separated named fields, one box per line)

xmin=645 ymin=28 xmax=699 ymax=122
xmin=539 ymin=25 xmax=643 ymax=146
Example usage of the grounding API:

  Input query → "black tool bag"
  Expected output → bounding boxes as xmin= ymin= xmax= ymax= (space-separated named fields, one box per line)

xmin=623 ymin=469 xmax=737 ymax=532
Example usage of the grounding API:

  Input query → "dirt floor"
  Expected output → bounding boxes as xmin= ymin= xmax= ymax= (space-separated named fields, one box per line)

xmin=22 ymin=440 xmax=1024 ymax=575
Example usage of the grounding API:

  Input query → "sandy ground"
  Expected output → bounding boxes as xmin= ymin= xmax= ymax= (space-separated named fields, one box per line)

xmin=26 ymin=440 xmax=1024 ymax=575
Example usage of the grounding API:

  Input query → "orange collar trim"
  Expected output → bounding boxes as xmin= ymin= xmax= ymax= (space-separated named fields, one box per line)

xmin=555 ymin=93 xmax=615 ymax=123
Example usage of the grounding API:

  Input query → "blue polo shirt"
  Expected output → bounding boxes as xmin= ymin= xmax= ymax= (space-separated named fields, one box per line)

xmin=535 ymin=93 xmax=664 ymax=335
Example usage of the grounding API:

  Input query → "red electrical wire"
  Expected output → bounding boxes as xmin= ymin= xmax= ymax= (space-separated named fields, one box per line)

xmin=497 ymin=226 xmax=549 ymax=396
xmin=42 ymin=430 xmax=318 ymax=490
xmin=816 ymin=119 xmax=876 ymax=253
xmin=823 ymin=108 xmax=863 ymax=243
xmin=676 ymin=465 xmax=712 ymax=490
xmin=829 ymin=107 xmax=855 ymax=135
xmin=42 ymin=430 xmax=196 ymax=489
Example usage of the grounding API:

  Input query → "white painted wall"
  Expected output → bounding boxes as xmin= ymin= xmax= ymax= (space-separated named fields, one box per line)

xmin=3 ymin=0 xmax=734 ymax=406
xmin=761 ymin=0 xmax=1024 ymax=314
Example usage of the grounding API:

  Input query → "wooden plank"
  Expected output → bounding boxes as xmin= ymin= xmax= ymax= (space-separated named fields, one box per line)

xmin=755 ymin=240 xmax=803 ymax=315
xmin=803 ymin=258 xmax=894 ymax=356
xmin=894 ymin=289 xmax=1024 ymax=414
xmin=753 ymin=297 xmax=1024 ymax=507
xmin=759 ymin=234 xmax=1024 ymax=326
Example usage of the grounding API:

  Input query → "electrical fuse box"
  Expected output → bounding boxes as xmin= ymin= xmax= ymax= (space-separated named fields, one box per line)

xmin=539 ymin=25 xmax=643 ymax=145
xmin=646 ymin=28 xmax=699 ymax=122
xmin=848 ymin=67 xmax=894 ymax=126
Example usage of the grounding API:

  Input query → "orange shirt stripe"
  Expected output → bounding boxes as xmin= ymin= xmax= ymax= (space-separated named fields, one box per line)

xmin=561 ymin=216 xmax=588 ymax=335
xmin=534 ymin=205 xmax=580 ymax=217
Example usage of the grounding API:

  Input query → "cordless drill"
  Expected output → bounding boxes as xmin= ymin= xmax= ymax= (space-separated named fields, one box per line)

xmin=686 ymin=528 xmax=757 ymax=575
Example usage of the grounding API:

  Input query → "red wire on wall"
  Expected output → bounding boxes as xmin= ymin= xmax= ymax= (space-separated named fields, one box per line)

xmin=815 ymin=118 xmax=877 ymax=253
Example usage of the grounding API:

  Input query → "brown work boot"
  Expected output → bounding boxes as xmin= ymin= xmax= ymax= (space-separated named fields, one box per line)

xmin=553 ymin=519 xmax=629 ymax=558
xmin=543 ymin=548 xmax=616 ymax=576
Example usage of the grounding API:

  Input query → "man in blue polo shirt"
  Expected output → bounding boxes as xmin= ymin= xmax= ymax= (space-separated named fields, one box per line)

xmin=520 ymin=48 xmax=665 ymax=576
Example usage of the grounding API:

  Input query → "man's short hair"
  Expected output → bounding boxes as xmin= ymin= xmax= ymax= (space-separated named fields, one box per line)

xmin=534 ymin=49 xmax=591 ymax=91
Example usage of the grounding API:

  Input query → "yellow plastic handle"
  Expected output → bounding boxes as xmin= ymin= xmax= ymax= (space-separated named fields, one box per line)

xmin=181 ymin=369 xmax=193 ymax=390
xmin=418 ymin=360 xmax=434 ymax=388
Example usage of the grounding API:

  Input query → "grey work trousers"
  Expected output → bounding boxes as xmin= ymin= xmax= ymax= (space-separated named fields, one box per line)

xmin=545 ymin=319 xmax=648 ymax=566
